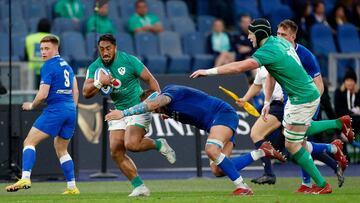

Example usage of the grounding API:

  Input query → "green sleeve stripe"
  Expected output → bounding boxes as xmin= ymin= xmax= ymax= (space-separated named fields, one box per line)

xmin=285 ymin=137 xmax=304 ymax=141
xmin=251 ymin=56 xmax=262 ymax=67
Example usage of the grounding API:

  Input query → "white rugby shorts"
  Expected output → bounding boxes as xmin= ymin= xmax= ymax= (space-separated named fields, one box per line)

xmin=108 ymin=113 xmax=151 ymax=133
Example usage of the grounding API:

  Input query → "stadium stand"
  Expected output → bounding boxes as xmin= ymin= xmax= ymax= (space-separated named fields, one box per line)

xmin=134 ymin=32 xmax=167 ymax=73
xmin=148 ymin=0 xmax=166 ymax=19
xmin=166 ymin=0 xmax=190 ymax=19
xmin=115 ymin=32 xmax=135 ymax=55
xmin=337 ymin=23 xmax=360 ymax=53
xmin=170 ymin=17 xmax=196 ymax=36
xmin=158 ymin=31 xmax=191 ymax=73
xmin=197 ymin=15 xmax=216 ymax=35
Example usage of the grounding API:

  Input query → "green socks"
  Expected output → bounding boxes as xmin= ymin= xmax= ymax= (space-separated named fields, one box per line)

xmin=293 ymin=147 xmax=327 ymax=187
xmin=155 ymin=139 xmax=162 ymax=151
xmin=305 ymin=119 xmax=342 ymax=137
xmin=130 ymin=176 xmax=144 ymax=188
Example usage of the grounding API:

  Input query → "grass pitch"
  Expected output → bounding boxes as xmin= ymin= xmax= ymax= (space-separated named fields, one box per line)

xmin=0 ymin=177 xmax=359 ymax=203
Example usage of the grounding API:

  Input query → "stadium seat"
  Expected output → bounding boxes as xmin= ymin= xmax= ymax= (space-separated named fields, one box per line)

xmin=52 ymin=17 xmax=81 ymax=36
xmin=110 ymin=18 xmax=127 ymax=33
xmin=134 ymin=32 xmax=167 ymax=73
xmin=85 ymin=32 xmax=100 ymax=59
xmin=28 ymin=18 xmax=41 ymax=33
xmin=158 ymin=31 xmax=191 ymax=73
xmin=233 ymin=0 xmax=260 ymax=19
xmin=182 ymin=32 xmax=214 ymax=71
xmin=108 ymin=0 xmax=120 ymax=21
xmin=337 ymin=23 xmax=360 ymax=53
xmin=61 ymin=31 xmax=91 ymax=73
xmin=166 ymin=0 xmax=189 ymax=19
xmin=197 ymin=15 xmax=216 ymax=35
xmin=115 ymin=33 xmax=135 ymax=55
xmin=12 ymin=32 xmax=27 ymax=61
xmin=119 ymin=0 xmax=135 ymax=20
xmin=269 ymin=5 xmax=293 ymax=32
xmin=0 ymin=32 xmax=20 ymax=61
xmin=259 ymin=0 xmax=282 ymax=17
xmin=148 ymin=0 xmax=166 ymax=19
xmin=1 ymin=2 xmax=24 ymax=21
xmin=23 ymin=3 xmax=47 ymax=20
xmin=310 ymin=23 xmax=337 ymax=55
xmin=158 ymin=16 xmax=171 ymax=31
xmin=1 ymin=18 xmax=28 ymax=34
xmin=310 ymin=23 xmax=337 ymax=78
xmin=170 ymin=17 xmax=196 ymax=36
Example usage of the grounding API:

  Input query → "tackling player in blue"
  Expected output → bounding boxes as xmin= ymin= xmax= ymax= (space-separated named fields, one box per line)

xmin=5 ymin=35 xmax=80 ymax=194
xmin=105 ymin=84 xmax=286 ymax=196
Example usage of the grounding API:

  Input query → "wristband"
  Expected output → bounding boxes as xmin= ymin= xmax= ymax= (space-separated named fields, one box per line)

xmin=93 ymin=80 xmax=102 ymax=89
xmin=29 ymin=103 xmax=33 ymax=110
xmin=205 ymin=68 xmax=218 ymax=75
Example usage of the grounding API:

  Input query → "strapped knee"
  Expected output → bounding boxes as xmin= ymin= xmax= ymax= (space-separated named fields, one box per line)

xmin=206 ymin=139 xmax=224 ymax=149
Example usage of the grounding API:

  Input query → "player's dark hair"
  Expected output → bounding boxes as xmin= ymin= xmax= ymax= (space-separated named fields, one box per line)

xmin=40 ymin=35 xmax=59 ymax=45
xmin=98 ymin=34 xmax=116 ymax=46
xmin=278 ymin=19 xmax=298 ymax=34
xmin=140 ymin=89 xmax=156 ymax=102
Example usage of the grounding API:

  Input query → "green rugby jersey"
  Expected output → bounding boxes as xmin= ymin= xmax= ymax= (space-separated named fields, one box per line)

xmin=87 ymin=52 xmax=144 ymax=110
xmin=252 ymin=36 xmax=320 ymax=104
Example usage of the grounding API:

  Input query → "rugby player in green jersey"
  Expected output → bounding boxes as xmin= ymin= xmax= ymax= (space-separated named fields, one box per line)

xmin=191 ymin=18 xmax=332 ymax=194
xmin=83 ymin=34 xmax=176 ymax=197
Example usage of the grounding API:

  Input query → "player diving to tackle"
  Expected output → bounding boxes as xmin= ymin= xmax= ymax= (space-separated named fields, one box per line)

xmin=190 ymin=18 xmax=334 ymax=194
xmin=5 ymin=35 xmax=80 ymax=194
xmin=105 ymin=84 xmax=286 ymax=195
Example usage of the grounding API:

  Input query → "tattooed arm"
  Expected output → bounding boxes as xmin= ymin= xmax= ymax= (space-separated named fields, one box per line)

xmin=105 ymin=94 xmax=171 ymax=121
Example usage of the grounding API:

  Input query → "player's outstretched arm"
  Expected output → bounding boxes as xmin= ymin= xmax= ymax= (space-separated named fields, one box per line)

xmin=23 ymin=84 xmax=50 ymax=110
xmin=190 ymin=58 xmax=259 ymax=78
xmin=105 ymin=94 xmax=171 ymax=121
xmin=139 ymin=66 xmax=161 ymax=92
xmin=72 ymin=76 xmax=79 ymax=106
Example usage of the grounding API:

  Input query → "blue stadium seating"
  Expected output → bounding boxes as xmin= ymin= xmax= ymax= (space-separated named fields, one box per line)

xmin=110 ymin=18 xmax=127 ymax=33
xmin=259 ymin=0 xmax=282 ymax=17
xmin=182 ymin=32 xmax=214 ymax=71
xmin=119 ymin=0 xmax=135 ymax=20
xmin=61 ymin=31 xmax=91 ymax=73
xmin=166 ymin=0 xmax=189 ymax=19
xmin=148 ymin=0 xmax=166 ymax=19
xmin=197 ymin=15 xmax=215 ymax=35
xmin=337 ymin=23 xmax=360 ymax=53
xmin=0 ymin=2 xmax=24 ymax=21
xmin=52 ymin=17 xmax=81 ymax=35
xmin=115 ymin=33 xmax=135 ymax=55
xmin=269 ymin=5 xmax=293 ymax=32
xmin=158 ymin=16 xmax=171 ymax=31
xmin=1 ymin=18 xmax=28 ymax=34
xmin=134 ymin=32 xmax=167 ymax=73
xmin=170 ymin=17 xmax=196 ymax=36
xmin=85 ymin=32 xmax=100 ymax=59
xmin=108 ymin=1 xmax=120 ymax=21
xmin=12 ymin=32 xmax=26 ymax=61
xmin=28 ymin=18 xmax=41 ymax=33
xmin=23 ymin=3 xmax=47 ymax=20
xmin=0 ymin=32 xmax=20 ymax=61
xmin=158 ymin=31 xmax=191 ymax=73
xmin=310 ymin=23 xmax=337 ymax=55
xmin=233 ymin=0 xmax=260 ymax=19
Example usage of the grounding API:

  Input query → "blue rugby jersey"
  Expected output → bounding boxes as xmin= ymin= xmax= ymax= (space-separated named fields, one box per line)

xmin=161 ymin=84 xmax=237 ymax=132
xmin=40 ymin=55 xmax=75 ymax=109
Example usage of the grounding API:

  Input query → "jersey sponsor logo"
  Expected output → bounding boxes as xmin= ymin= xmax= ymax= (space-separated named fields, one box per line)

xmin=56 ymin=89 xmax=72 ymax=94
xmin=118 ymin=67 xmax=126 ymax=75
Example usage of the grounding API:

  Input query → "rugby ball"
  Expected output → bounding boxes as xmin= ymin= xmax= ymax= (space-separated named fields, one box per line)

xmin=94 ymin=68 xmax=113 ymax=95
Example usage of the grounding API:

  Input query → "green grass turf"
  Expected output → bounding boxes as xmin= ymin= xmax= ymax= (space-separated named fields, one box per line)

xmin=0 ymin=177 xmax=359 ymax=203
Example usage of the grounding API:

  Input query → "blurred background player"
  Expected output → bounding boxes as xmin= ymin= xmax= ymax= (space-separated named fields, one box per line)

xmin=86 ymin=0 xmax=115 ymax=34
xmin=82 ymin=34 xmax=175 ymax=197
xmin=105 ymin=84 xmax=286 ymax=196
xmin=6 ymin=35 xmax=79 ymax=194
xmin=128 ymin=0 xmax=164 ymax=34
xmin=191 ymin=18 xmax=333 ymax=194
xmin=54 ymin=0 xmax=84 ymax=23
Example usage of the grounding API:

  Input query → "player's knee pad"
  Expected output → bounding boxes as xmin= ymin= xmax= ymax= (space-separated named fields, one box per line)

xmin=283 ymin=128 xmax=306 ymax=143
xmin=206 ymin=139 xmax=224 ymax=149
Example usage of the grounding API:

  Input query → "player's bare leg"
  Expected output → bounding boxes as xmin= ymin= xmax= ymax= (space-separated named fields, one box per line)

xmin=110 ymin=130 xmax=150 ymax=197
xmin=54 ymin=137 xmax=79 ymax=194
xmin=5 ymin=127 xmax=48 ymax=192
xmin=124 ymin=125 xmax=175 ymax=164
